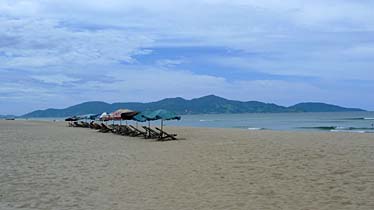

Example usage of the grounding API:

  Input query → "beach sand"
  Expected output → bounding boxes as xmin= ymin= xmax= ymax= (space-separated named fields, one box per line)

xmin=0 ymin=120 xmax=373 ymax=210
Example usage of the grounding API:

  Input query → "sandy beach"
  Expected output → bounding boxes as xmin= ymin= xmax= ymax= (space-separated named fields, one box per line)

xmin=0 ymin=120 xmax=373 ymax=210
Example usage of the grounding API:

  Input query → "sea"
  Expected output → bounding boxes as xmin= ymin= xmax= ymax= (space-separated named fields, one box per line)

xmin=23 ymin=112 xmax=374 ymax=133
xmin=167 ymin=112 xmax=374 ymax=133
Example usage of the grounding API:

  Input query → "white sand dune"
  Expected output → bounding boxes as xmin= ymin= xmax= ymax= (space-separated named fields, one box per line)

xmin=0 ymin=120 xmax=373 ymax=210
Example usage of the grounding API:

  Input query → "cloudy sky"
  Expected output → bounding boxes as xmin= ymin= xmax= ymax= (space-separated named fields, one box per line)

xmin=1 ymin=0 xmax=373 ymax=115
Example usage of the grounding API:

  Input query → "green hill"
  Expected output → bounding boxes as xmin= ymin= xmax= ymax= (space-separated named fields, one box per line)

xmin=21 ymin=95 xmax=365 ymax=118
xmin=289 ymin=102 xmax=364 ymax=112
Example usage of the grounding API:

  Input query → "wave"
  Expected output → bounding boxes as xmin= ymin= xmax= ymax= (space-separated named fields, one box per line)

xmin=330 ymin=130 xmax=368 ymax=133
xmin=336 ymin=127 xmax=374 ymax=133
xmin=247 ymin=127 xmax=265 ymax=130
xmin=300 ymin=126 xmax=374 ymax=133
xmin=330 ymin=128 xmax=374 ymax=133
xmin=199 ymin=119 xmax=217 ymax=122
xmin=231 ymin=126 xmax=266 ymax=130
xmin=337 ymin=127 xmax=374 ymax=131
xmin=299 ymin=126 xmax=337 ymax=130
xmin=341 ymin=117 xmax=374 ymax=120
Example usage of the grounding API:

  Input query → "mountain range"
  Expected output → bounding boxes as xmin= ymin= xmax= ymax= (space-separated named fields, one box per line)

xmin=19 ymin=95 xmax=365 ymax=118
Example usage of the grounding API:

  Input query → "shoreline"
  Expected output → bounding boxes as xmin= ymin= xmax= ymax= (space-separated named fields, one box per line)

xmin=4 ymin=118 xmax=374 ymax=134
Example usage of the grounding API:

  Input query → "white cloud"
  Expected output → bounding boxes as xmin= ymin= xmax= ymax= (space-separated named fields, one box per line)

xmin=0 ymin=0 xmax=41 ymax=16
xmin=32 ymin=74 xmax=80 ymax=85
xmin=1 ymin=65 xmax=373 ymax=114
xmin=1 ymin=0 xmax=374 ymax=114
xmin=0 ymin=17 xmax=153 ymax=69
xmin=205 ymin=31 xmax=374 ymax=81
xmin=342 ymin=44 xmax=374 ymax=58
xmin=156 ymin=59 xmax=186 ymax=67
xmin=31 ymin=67 xmax=327 ymax=106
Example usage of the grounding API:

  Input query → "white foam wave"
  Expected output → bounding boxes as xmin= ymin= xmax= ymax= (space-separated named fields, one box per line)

xmin=335 ymin=126 xmax=348 ymax=130
xmin=199 ymin=119 xmax=214 ymax=122
xmin=247 ymin=127 xmax=264 ymax=130
xmin=330 ymin=130 xmax=366 ymax=133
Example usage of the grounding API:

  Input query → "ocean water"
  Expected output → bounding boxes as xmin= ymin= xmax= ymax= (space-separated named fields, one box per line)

xmin=165 ymin=112 xmax=374 ymax=133
xmin=24 ymin=112 xmax=374 ymax=133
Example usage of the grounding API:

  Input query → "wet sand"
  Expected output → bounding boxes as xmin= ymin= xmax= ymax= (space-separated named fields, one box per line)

xmin=0 ymin=120 xmax=373 ymax=210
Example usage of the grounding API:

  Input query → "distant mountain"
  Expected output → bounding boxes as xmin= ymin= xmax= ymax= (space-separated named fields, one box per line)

xmin=21 ymin=95 xmax=366 ymax=118
xmin=288 ymin=102 xmax=364 ymax=112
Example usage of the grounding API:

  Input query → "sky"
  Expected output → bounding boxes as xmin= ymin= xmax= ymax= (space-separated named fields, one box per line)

xmin=1 ymin=0 xmax=374 ymax=115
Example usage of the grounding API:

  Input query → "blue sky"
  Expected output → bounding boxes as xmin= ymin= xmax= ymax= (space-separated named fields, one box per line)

xmin=1 ymin=0 xmax=374 ymax=115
